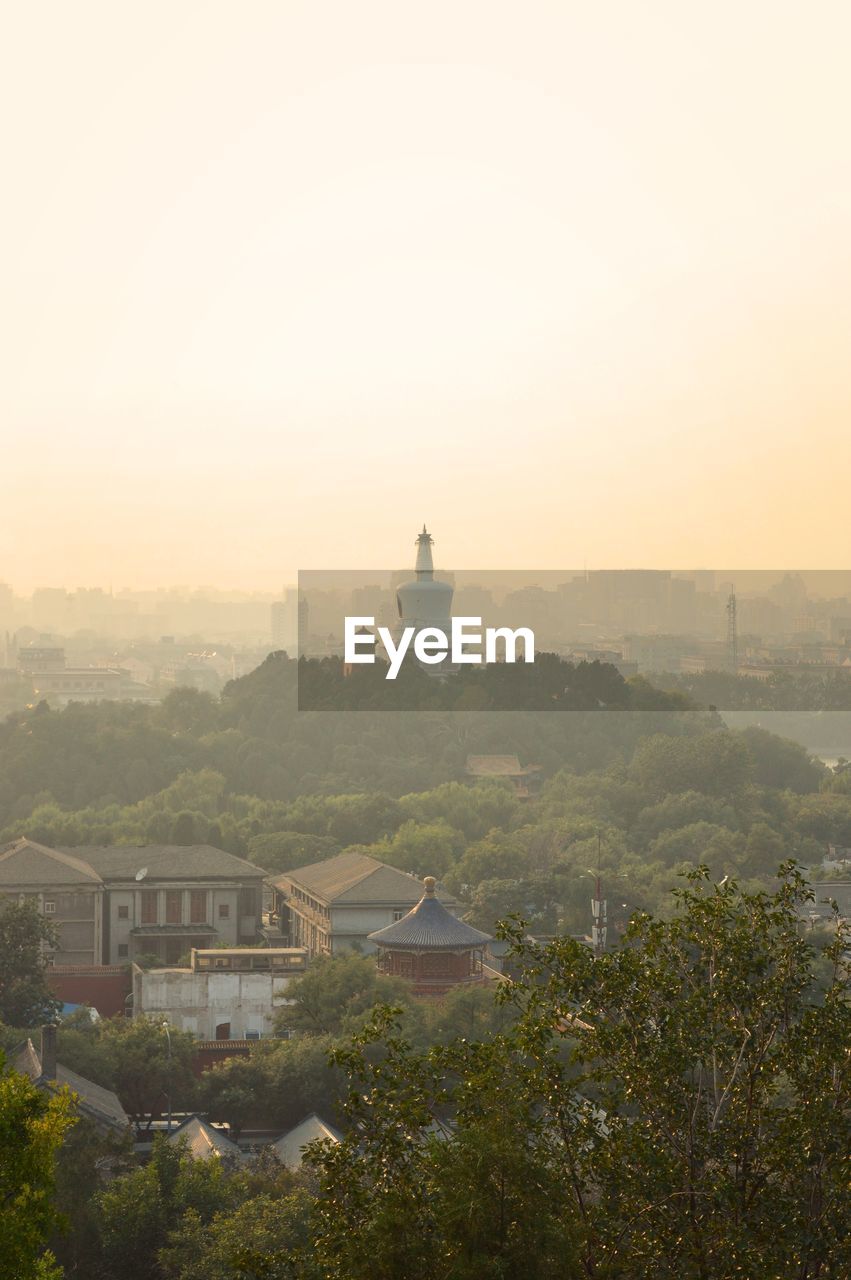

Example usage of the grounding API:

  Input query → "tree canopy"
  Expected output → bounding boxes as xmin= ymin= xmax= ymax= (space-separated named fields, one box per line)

xmin=308 ymin=867 xmax=851 ymax=1280
xmin=0 ymin=1052 xmax=75 ymax=1280
xmin=0 ymin=901 xmax=61 ymax=1027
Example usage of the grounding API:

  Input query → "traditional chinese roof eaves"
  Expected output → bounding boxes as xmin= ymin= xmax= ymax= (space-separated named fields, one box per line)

xmin=369 ymin=881 xmax=492 ymax=951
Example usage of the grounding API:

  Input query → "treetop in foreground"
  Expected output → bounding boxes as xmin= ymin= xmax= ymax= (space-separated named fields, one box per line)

xmin=309 ymin=865 xmax=851 ymax=1280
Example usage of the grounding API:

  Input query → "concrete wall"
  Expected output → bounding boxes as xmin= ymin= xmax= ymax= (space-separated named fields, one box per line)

xmin=329 ymin=905 xmax=402 ymax=954
xmin=134 ymin=966 xmax=296 ymax=1040
xmin=47 ymin=965 xmax=131 ymax=1017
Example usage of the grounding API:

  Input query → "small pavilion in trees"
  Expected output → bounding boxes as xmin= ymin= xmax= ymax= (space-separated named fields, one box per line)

xmin=368 ymin=875 xmax=492 ymax=996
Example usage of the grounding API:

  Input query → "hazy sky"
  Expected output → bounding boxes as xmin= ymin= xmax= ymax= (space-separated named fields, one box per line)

xmin=3 ymin=2 xmax=851 ymax=590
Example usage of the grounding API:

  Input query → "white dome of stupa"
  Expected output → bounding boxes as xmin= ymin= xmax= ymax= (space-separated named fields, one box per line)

xmin=395 ymin=527 xmax=453 ymax=634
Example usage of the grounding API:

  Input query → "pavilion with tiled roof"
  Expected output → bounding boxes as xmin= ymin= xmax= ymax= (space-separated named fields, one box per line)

xmin=368 ymin=875 xmax=492 ymax=995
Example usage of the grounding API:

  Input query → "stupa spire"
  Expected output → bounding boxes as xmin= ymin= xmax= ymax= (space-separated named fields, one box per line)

xmin=414 ymin=526 xmax=434 ymax=580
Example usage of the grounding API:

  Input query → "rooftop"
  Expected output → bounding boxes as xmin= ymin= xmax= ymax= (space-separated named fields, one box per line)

xmin=0 ymin=839 xmax=268 ymax=886
xmin=270 ymin=1113 xmax=342 ymax=1170
xmin=276 ymin=850 xmax=455 ymax=907
xmin=0 ymin=839 xmax=102 ymax=886
xmin=13 ymin=1036 xmax=129 ymax=1132
xmin=59 ymin=844 xmax=267 ymax=881
xmin=167 ymin=1114 xmax=242 ymax=1161
xmin=368 ymin=877 xmax=492 ymax=951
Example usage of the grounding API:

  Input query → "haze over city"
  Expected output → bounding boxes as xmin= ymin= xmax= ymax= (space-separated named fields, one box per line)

xmin=7 ymin=7 xmax=851 ymax=1279
xmin=5 ymin=1 xmax=851 ymax=589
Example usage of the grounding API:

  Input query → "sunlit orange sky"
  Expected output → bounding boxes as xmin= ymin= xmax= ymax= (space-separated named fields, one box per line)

xmin=3 ymin=2 xmax=851 ymax=591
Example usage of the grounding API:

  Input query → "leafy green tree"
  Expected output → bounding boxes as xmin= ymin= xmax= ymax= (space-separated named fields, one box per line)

xmin=200 ymin=1037 xmax=342 ymax=1138
xmin=309 ymin=1013 xmax=576 ymax=1280
xmin=310 ymin=866 xmax=851 ymax=1280
xmin=632 ymin=789 xmax=741 ymax=849
xmin=465 ymin=874 xmax=558 ymax=934
xmin=445 ymin=829 xmax=530 ymax=894
xmin=274 ymin=955 xmax=414 ymax=1038
xmin=646 ymin=820 xmax=743 ymax=871
xmin=420 ymin=981 xmax=516 ymax=1045
xmin=171 ymin=810 xmax=198 ymax=845
xmin=158 ymin=1189 xmax=317 ymax=1280
xmin=0 ymin=900 xmax=61 ymax=1026
xmin=246 ymin=832 xmax=340 ymax=874
xmin=399 ymin=781 xmax=520 ymax=842
xmin=0 ymin=1051 xmax=76 ymax=1280
xmin=49 ymin=1113 xmax=134 ymax=1276
xmin=98 ymin=1017 xmax=197 ymax=1126
xmin=737 ymin=725 xmax=826 ymax=793
xmin=95 ymin=1137 xmax=237 ymax=1280
xmin=157 ymin=688 xmax=220 ymax=735
xmin=630 ymin=730 xmax=754 ymax=800
xmin=376 ymin=819 xmax=464 ymax=877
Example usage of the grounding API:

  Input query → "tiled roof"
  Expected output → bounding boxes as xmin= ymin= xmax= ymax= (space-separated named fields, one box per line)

xmin=167 ymin=1114 xmax=242 ymax=1161
xmin=0 ymin=839 xmax=102 ymax=886
xmin=368 ymin=881 xmax=492 ymax=951
xmin=60 ymin=844 xmax=267 ymax=881
xmin=13 ymin=1038 xmax=129 ymax=1132
xmin=271 ymin=1113 xmax=342 ymax=1170
xmin=275 ymin=851 xmax=455 ymax=907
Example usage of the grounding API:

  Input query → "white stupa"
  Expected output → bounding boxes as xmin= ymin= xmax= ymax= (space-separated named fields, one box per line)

xmin=395 ymin=527 xmax=454 ymax=639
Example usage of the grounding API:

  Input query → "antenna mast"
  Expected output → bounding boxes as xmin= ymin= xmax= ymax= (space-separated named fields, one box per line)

xmin=726 ymin=584 xmax=738 ymax=673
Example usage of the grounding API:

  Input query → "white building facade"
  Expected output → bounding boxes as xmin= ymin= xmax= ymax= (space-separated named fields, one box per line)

xmin=133 ymin=948 xmax=308 ymax=1040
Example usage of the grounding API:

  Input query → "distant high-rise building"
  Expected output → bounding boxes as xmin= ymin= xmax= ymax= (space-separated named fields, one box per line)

xmin=271 ymin=600 xmax=288 ymax=651
xmin=32 ymin=588 xmax=69 ymax=631
xmin=271 ymin=588 xmax=309 ymax=655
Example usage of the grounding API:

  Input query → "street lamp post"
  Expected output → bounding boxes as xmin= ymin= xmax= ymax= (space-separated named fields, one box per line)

xmin=162 ymin=1021 xmax=172 ymax=1135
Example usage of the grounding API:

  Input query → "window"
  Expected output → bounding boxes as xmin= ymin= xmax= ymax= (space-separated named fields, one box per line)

xmin=44 ymin=901 xmax=56 ymax=914
xmin=140 ymin=890 xmax=158 ymax=924
xmin=189 ymin=890 xmax=207 ymax=924
xmin=393 ymin=909 xmax=406 ymax=921
xmin=165 ymin=891 xmax=182 ymax=924
xmin=238 ymin=887 xmax=258 ymax=917
xmin=117 ymin=905 xmax=129 ymax=920
xmin=117 ymin=944 xmax=128 ymax=958
xmin=218 ymin=903 xmax=230 ymax=919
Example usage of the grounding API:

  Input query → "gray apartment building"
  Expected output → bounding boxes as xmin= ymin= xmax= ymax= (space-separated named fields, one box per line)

xmin=0 ymin=838 xmax=267 ymax=966
xmin=271 ymin=850 xmax=458 ymax=957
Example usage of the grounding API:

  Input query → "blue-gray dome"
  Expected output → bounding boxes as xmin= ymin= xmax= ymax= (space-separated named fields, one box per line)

xmin=368 ymin=877 xmax=492 ymax=951
xmin=396 ymin=526 xmax=453 ymax=629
